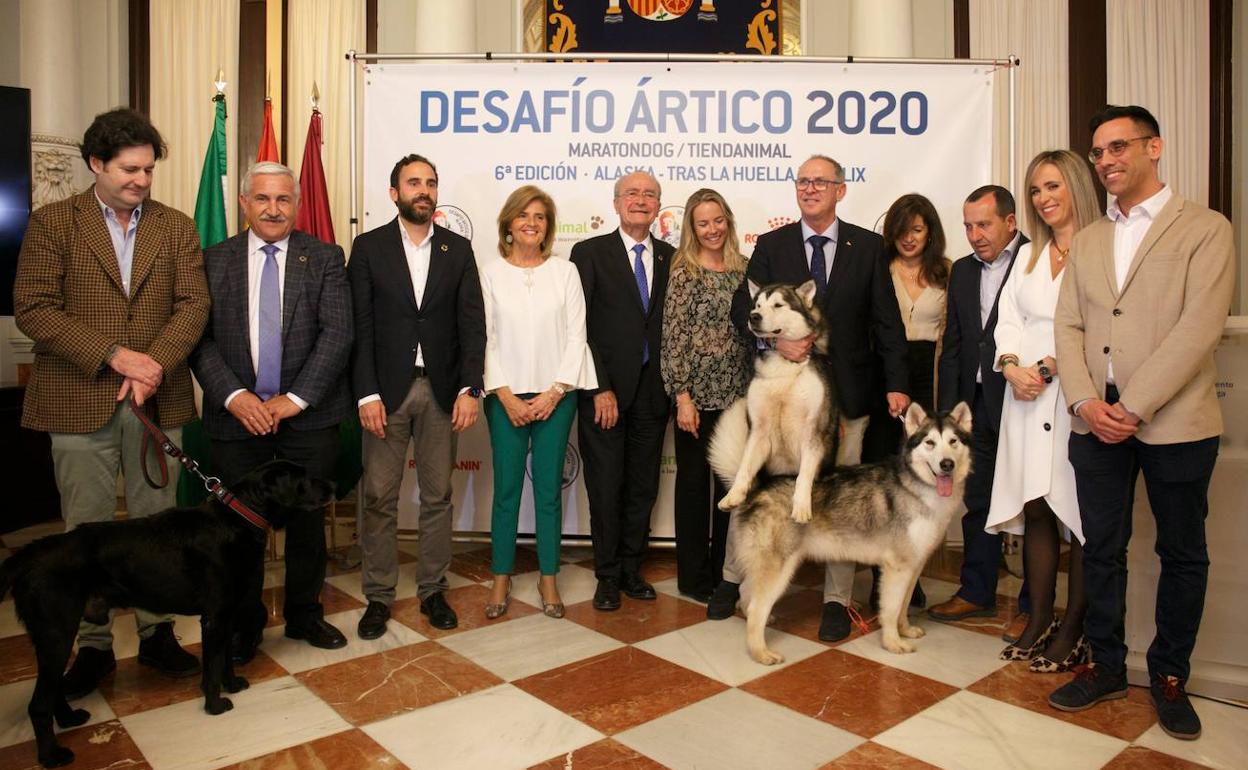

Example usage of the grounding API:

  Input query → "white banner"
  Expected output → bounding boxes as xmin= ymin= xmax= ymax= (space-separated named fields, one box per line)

xmin=361 ymin=61 xmax=995 ymax=536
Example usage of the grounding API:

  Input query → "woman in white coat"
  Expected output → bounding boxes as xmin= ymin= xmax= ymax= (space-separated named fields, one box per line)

xmin=988 ymin=150 xmax=1101 ymax=672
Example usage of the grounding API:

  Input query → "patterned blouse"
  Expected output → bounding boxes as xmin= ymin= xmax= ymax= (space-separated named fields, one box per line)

xmin=660 ymin=265 xmax=752 ymax=410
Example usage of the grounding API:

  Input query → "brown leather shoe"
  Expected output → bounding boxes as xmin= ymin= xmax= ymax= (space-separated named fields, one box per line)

xmin=1002 ymin=612 xmax=1030 ymax=643
xmin=928 ymin=595 xmax=996 ymax=622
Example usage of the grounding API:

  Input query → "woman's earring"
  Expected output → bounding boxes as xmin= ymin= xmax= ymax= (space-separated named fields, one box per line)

xmin=505 ymin=233 xmax=513 ymax=244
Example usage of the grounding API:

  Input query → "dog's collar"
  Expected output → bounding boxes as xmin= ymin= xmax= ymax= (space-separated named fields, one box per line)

xmin=207 ymin=480 xmax=272 ymax=531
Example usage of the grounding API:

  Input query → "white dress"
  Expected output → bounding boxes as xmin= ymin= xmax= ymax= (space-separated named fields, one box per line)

xmin=985 ymin=241 xmax=1083 ymax=544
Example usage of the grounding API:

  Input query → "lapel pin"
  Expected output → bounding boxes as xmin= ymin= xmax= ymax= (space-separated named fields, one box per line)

xmin=298 ymin=255 xmax=307 ymax=263
xmin=440 ymin=244 xmax=449 ymax=252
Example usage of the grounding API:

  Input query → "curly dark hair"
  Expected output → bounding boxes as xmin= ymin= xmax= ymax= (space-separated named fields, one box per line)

xmin=882 ymin=193 xmax=949 ymax=289
xmin=79 ymin=108 xmax=167 ymax=166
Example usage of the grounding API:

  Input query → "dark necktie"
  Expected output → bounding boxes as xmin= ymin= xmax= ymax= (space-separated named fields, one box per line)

xmin=256 ymin=243 xmax=282 ymax=400
xmin=633 ymin=243 xmax=650 ymax=363
xmin=807 ymin=235 xmax=829 ymax=300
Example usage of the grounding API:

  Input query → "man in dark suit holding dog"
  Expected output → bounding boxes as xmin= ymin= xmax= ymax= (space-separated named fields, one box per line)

xmin=719 ymin=154 xmax=911 ymax=641
xmin=191 ymin=161 xmax=353 ymax=653
xmin=929 ymin=185 xmax=1030 ymax=631
xmin=348 ymin=154 xmax=486 ymax=637
xmin=572 ymin=171 xmax=673 ymax=611
xmin=14 ymin=108 xmax=209 ymax=696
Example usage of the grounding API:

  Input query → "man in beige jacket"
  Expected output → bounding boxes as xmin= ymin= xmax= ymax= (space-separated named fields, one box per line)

xmin=1050 ymin=105 xmax=1234 ymax=741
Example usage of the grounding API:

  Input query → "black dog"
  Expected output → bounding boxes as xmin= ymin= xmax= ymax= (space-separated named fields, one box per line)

xmin=0 ymin=459 xmax=333 ymax=768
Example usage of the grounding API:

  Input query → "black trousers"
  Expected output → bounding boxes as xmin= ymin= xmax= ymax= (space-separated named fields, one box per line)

xmin=577 ymin=365 xmax=670 ymax=580
xmin=672 ymin=408 xmax=729 ymax=595
xmin=1068 ymin=427 xmax=1218 ymax=679
xmin=210 ymin=425 xmax=338 ymax=626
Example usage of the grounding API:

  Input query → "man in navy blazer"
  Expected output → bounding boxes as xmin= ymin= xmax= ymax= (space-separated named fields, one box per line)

xmin=930 ymin=185 xmax=1030 ymax=629
xmin=714 ymin=154 xmax=911 ymax=641
xmin=572 ymin=171 xmax=673 ymax=611
xmin=191 ymin=161 xmax=353 ymax=654
xmin=348 ymin=154 xmax=486 ymax=637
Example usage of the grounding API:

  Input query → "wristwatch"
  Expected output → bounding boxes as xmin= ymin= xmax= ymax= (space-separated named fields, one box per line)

xmin=1037 ymin=360 xmax=1053 ymax=384
xmin=467 ymin=386 xmax=483 ymax=398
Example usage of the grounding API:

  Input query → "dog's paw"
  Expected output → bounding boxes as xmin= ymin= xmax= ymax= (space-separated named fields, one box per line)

xmin=39 ymin=745 xmax=75 ymax=768
xmin=789 ymin=504 xmax=812 ymax=524
xmin=204 ymin=696 xmax=234 ymax=715
xmin=224 ymin=675 xmax=250 ymax=693
xmin=749 ymin=647 xmax=786 ymax=666
xmin=55 ymin=707 xmax=90 ymax=728
xmin=883 ymin=637 xmax=917 ymax=654
xmin=900 ymin=624 xmax=926 ymax=639
xmin=718 ymin=489 xmax=745 ymax=510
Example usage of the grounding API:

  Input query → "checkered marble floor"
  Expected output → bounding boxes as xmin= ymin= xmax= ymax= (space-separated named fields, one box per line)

xmin=1 ymin=530 xmax=1244 ymax=770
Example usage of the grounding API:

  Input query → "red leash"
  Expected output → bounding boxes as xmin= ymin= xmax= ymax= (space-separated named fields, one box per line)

xmin=126 ymin=398 xmax=272 ymax=531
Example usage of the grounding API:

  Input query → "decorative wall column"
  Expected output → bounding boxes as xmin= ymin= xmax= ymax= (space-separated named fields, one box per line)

xmin=19 ymin=0 xmax=82 ymax=209
xmin=413 ymin=0 xmax=477 ymax=53
xmin=849 ymin=0 xmax=913 ymax=57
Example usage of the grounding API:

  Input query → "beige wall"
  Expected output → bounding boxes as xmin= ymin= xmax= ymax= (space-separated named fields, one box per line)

xmin=1235 ymin=0 xmax=1247 ymax=313
xmin=804 ymin=0 xmax=955 ymax=58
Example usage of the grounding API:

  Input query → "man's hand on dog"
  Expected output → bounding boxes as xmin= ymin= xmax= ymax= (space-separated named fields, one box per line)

xmin=775 ymin=333 xmax=815 ymax=362
xmin=594 ymin=390 xmax=619 ymax=429
xmin=229 ymin=392 xmax=277 ymax=435
xmin=110 ymin=346 xmax=163 ymax=388
xmin=359 ymin=400 xmax=387 ymax=439
xmin=886 ymin=391 xmax=911 ymax=418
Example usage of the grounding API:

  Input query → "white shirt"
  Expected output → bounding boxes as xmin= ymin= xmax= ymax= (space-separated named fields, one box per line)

xmin=618 ymin=230 xmax=654 ymax=305
xmin=800 ymin=218 xmax=839 ymax=281
xmin=971 ymin=231 xmax=1021 ymax=382
xmin=95 ymin=192 xmax=141 ymax=296
xmin=481 ymin=257 xmax=597 ymax=394
xmin=1105 ymin=185 xmax=1172 ymax=385
xmin=224 ymin=231 xmax=307 ymax=410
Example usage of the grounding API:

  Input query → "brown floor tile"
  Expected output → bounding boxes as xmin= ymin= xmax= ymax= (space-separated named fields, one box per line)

xmin=260 ymin=582 xmax=366 ymax=627
xmin=449 ymin=545 xmax=542 ymax=582
xmin=562 ymin=592 xmax=706 ymax=643
xmin=766 ymin=588 xmax=880 ymax=646
xmin=389 ymin=583 xmax=540 ymax=639
xmin=220 ymin=728 xmax=408 ymax=769
xmin=0 ymin=719 xmax=151 ymax=770
xmin=100 ymin=643 xmax=287 ymax=718
xmin=741 ymin=648 xmax=956 ymax=738
xmin=0 ymin=634 xmax=36 ymax=685
xmin=1100 ymin=745 xmax=1215 ymax=770
xmin=514 ymin=647 xmax=727 ymax=735
xmin=297 ymin=640 xmax=502 ymax=725
xmin=818 ymin=741 xmax=939 ymax=769
xmin=966 ymin=665 xmax=1157 ymax=741
xmin=637 ymin=551 xmax=679 ymax=583
xmin=528 ymin=738 xmax=669 ymax=769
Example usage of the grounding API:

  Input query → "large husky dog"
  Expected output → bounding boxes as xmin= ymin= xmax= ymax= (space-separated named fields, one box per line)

xmin=716 ymin=279 xmax=839 ymax=523
xmin=710 ymin=402 xmax=972 ymax=664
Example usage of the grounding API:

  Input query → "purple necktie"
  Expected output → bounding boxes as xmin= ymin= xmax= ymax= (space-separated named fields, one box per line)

xmin=255 ymin=243 xmax=282 ymax=400
xmin=633 ymin=243 xmax=650 ymax=364
xmin=808 ymin=235 xmax=829 ymax=301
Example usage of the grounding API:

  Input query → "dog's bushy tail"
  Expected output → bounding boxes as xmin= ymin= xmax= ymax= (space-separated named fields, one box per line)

xmin=708 ymin=398 xmax=750 ymax=486
xmin=0 ymin=548 xmax=28 ymax=602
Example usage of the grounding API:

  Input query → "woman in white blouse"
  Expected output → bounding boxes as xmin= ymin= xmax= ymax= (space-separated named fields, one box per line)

xmin=988 ymin=150 xmax=1100 ymax=671
xmin=480 ymin=186 xmax=596 ymax=620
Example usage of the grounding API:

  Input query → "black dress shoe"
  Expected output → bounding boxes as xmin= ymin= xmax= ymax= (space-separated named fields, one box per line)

xmin=61 ymin=647 xmax=116 ymax=700
xmin=706 ymin=580 xmax=740 ymax=620
xmin=1150 ymin=675 xmax=1201 ymax=739
xmin=1048 ymin=664 xmax=1128 ymax=712
xmin=138 ymin=623 xmax=201 ymax=677
xmin=818 ymin=601 xmax=852 ymax=642
xmin=284 ymin=618 xmax=348 ymax=649
xmin=679 ymin=587 xmax=714 ymax=604
xmin=357 ymin=600 xmax=391 ymax=640
xmin=420 ymin=592 xmax=459 ymax=630
xmin=593 ymin=577 xmax=621 ymax=611
xmin=620 ymin=573 xmax=657 ymax=600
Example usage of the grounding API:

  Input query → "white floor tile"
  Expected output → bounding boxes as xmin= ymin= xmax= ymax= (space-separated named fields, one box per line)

xmin=633 ymin=617 xmax=826 ymax=687
xmin=437 ymin=613 xmax=622 ymax=681
xmin=838 ymin=618 xmax=1010 ymax=688
xmin=507 ymin=563 xmax=599 ymax=610
xmin=258 ymin=608 xmax=427 ymax=674
xmin=1133 ymin=695 xmax=1248 ymax=770
xmin=874 ymin=690 xmax=1126 ymax=770
xmin=0 ymin=678 xmax=116 ymax=749
xmin=363 ymin=683 xmax=601 ymax=770
xmin=324 ymin=561 xmax=474 ymax=603
xmin=122 ymin=676 xmax=350 ymax=770
xmin=616 ymin=688 xmax=862 ymax=770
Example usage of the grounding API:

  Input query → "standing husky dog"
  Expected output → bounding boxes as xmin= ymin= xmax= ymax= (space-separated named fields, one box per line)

xmin=710 ymin=402 xmax=972 ymax=664
xmin=716 ymin=280 xmax=839 ymax=523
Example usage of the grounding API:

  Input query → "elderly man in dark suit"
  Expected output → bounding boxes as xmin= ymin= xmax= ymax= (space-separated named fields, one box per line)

xmin=190 ymin=161 xmax=353 ymax=654
xmin=572 ymin=171 xmax=673 ymax=611
xmin=14 ymin=108 xmax=209 ymax=697
xmin=713 ymin=154 xmax=910 ymax=642
xmin=348 ymin=154 xmax=486 ymax=637
xmin=929 ymin=185 xmax=1030 ymax=633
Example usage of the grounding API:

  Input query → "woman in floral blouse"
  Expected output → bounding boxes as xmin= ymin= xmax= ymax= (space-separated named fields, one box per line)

xmin=660 ymin=188 xmax=752 ymax=602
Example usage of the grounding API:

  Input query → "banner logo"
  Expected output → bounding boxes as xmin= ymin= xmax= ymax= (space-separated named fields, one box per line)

xmin=627 ymin=0 xmax=693 ymax=21
xmin=652 ymin=206 xmax=683 ymax=247
xmin=433 ymin=205 xmax=473 ymax=239
xmin=525 ymin=445 xmax=582 ymax=489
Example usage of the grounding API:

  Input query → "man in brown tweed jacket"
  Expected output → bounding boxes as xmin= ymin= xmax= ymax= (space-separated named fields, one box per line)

xmin=13 ymin=108 xmax=210 ymax=699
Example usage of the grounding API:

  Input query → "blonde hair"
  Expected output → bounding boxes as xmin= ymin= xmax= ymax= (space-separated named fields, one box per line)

xmin=1022 ymin=150 xmax=1100 ymax=274
xmin=670 ymin=188 xmax=747 ymax=277
xmin=497 ymin=185 xmax=557 ymax=259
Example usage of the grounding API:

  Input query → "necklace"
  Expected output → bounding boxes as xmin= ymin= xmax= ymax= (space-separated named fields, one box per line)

xmin=1053 ymin=243 xmax=1070 ymax=263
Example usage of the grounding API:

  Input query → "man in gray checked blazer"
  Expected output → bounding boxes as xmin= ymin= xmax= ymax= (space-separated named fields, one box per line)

xmin=190 ymin=161 xmax=353 ymax=656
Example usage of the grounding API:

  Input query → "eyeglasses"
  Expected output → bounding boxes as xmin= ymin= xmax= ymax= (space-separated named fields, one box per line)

xmin=617 ymin=189 xmax=658 ymax=201
xmin=795 ymin=178 xmax=843 ymax=191
xmin=1087 ymin=136 xmax=1153 ymax=163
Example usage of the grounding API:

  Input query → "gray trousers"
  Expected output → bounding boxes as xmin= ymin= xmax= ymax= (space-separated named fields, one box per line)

xmin=722 ymin=414 xmax=869 ymax=604
xmin=50 ymin=402 xmax=179 ymax=649
xmin=360 ymin=377 xmax=456 ymax=604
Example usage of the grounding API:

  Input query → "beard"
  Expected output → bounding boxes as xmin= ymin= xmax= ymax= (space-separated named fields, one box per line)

xmin=397 ymin=194 xmax=434 ymax=225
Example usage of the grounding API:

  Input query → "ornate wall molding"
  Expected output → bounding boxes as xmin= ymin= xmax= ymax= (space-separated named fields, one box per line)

xmin=32 ymin=136 xmax=80 ymax=209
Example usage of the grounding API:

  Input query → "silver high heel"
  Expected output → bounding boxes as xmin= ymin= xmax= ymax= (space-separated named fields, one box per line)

xmin=485 ymin=578 xmax=511 ymax=620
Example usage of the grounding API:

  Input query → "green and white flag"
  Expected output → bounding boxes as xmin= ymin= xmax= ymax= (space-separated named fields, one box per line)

xmin=193 ymin=93 xmax=228 ymax=249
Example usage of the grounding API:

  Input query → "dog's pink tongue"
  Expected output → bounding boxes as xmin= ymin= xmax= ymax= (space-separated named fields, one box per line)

xmin=937 ymin=475 xmax=953 ymax=497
